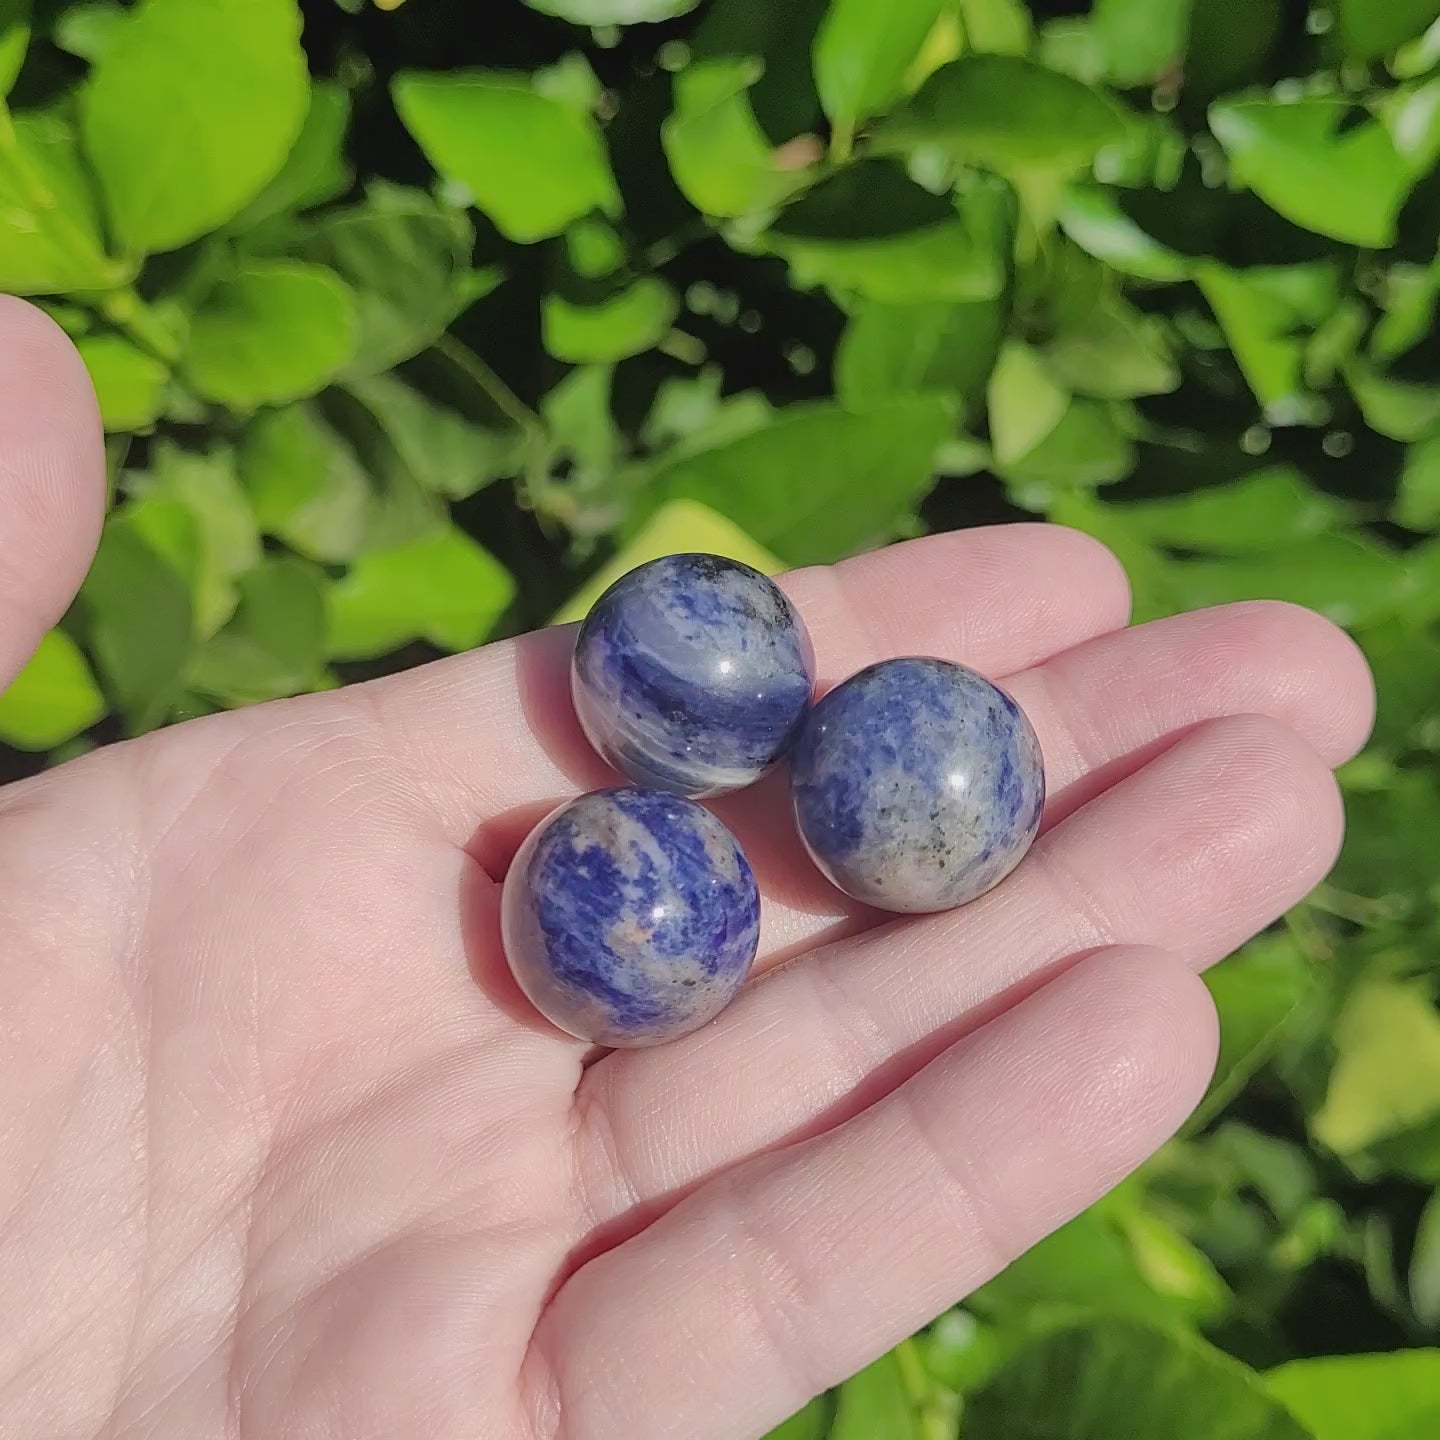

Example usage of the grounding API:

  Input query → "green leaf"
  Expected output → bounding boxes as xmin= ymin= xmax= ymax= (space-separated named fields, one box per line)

xmin=344 ymin=371 xmax=523 ymax=501
xmin=553 ymin=498 xmax=783 ymax=623
xmin=967 ymin=1319 xmax=1311 ymax=1440
xmin=1347 ymin=359 xmax=1440 ymax=442
xmin=830 ymin=1350 xmax=920 ymax=1440
xmin=955 ymin=0 xmax=1032 ymax=56
xmin=1048 ymin=491 xmax=1181 ymax=624
xmin=77 ymin=334 xmax=169 ymax=433
xmin=1397 ymin=430 xmax=1440 ymax=531
xmin=185 ymin=260 xmax=359 ymax=411
xmin=52 ymin=1 xmax=126 ymax=62
xmin=79 ymin=516 xmax=194 ymax=733
xmin=287 ymin=191 xmax=478 ymax=378
xmin=1001 ymin=397 xmax=1136 ymax=493
xmin=129 ymin=442 xmax=262 ymax=639
xmin=1192 ymin=934 xmax=1310 ymax=1130
xmin=876 ymin=56 xmax=1127 ymax=172
xmin=1058 ymin=188 xmax=1190 ymax=283
xmin=239 ymin=404 xmax=369 ymax=563
xmin=328 ymin=527 xmax=516 ymax=661
xmin=1172 ymin=535 xmax=1410 ymax=629
xmin=80 ymin=0 xmax=308 ymax=256
xmin=1313 ymin=981 xmax=1440 ymax=1168
xmin=231 ymin=82 xmax=352 ymax=230
xmin=813 ymin=0 xmax=946 ymax=130
xmin=190 ymin=558 xmax=327 ymax=706
xmin=1269 ymin=1351 xmax=1440 ymax=1440
xmin=393 ymin=70 xmax=620 ymax=243
xmin=544 ymin=278 xmax=678 ymax=363
xmin=1209 ymin=97 xmax=1414 ymax=249
xmin=1197 ymin=261 xmax=1337 ymax=417
xmin=0 ymin=0 xmax=29 ymax=96
xmin=838 ymin=297 xmax=1005 ymax=406
xmin=0 ymin=630 xmax=105 ymax=751
xmin=760 ymin=162 xmax=1009 ymax=303
xmin=762 ymin=1398 xmax=829 ymax=1440
xmin=0 ymin=106 xmax=126 ymax=294
xmin=1122 ymin=467 xmax=1352 ymax=553
xmin=1043 ymin=294 xmax=1179 ymax=399
xmin=522 ymin=0 xmax=701 ymax=20
xmin=1410 ymin=1193 xmax=1440 ymax=1329
xmin=1335 ymin=0 xmax=1440 ymax=63
xmin=987 ymin=341 xmax=1069 ymax=468
xmin=654 ymin=397 xmax=954 ymax=566
xmin=973 ymin=1204 xmax=1218 ymax=1325
xmin=662 ymin=57 xmax=813 ymax=218
xmin=1091 ymin=0 xmax=1193 ymax=85
xmin=641 ymin=370 xmax=775 ymax=456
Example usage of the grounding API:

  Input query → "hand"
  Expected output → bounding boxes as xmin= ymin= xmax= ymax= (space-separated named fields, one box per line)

xmin=0 ymin=298 xmax=1374 ymax=1440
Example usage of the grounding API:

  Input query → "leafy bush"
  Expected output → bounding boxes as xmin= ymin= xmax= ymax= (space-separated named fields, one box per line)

xmin=3 ymin=0 xmax=1440 ymax=1434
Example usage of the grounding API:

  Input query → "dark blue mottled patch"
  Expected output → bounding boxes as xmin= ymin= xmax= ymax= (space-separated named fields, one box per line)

xmin=790 ymin=657 xmax=1046 ymax=914
xmin=501 ymin=788 xmax=761 ymax=1047
xmin=572 ymin=554 xmax=816 ymax=797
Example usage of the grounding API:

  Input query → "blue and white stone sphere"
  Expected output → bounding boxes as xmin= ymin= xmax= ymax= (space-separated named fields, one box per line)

xmin=571 ymin=553 xmax=816 ymax=798
xmin=790 ymin=658 xmax=1045 ymax=914
xmin=501 ymin=788 xmax=762 ymax=1048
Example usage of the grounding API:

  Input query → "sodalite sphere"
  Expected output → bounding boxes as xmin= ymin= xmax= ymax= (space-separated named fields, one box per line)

xmin=571 ymin=553 xmax=816 ymax=798
xmin=501 ymin=788 xmax=761 ymax=1048
xmin=790 ymin=658 xmax=1045 ymax=914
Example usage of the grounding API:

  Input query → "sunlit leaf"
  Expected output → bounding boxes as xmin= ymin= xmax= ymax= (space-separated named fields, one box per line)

xmin=80 ymin=0 xmax=308 ymax=255
xmin=553 ymin=499 xmax=783 ymax=623
xmin=544 ymin=278 xmax=678 ymax=363
xmin=1269 ymin=1349 xmax=1440 ymax=1439
xmin=1209 ymin=96 xmax=1414 ymax=249
xmin=328 ymin=527 xmax=516 ymax=660
xmin=0 ymin=106 xmax=126 ymax=294
xmin=232 ymin=81 xmax=352 ymax=230
xmin=0 ymin=630 xmax=105 ymax=751
xmin=812 ymin=0 xmax=947 ymax=131
xmin=78 ymin=334 xmax=168 ymax=433
xmin=393 ymin=69 xmax=620 ymax=242
xmin=1313 ymin=981 xmax=1440 ymax=1173
xmin=830 ymin=1350 xmax=920 ymax=1440
xmin=522 ymin=0 xmax=701 ymax=20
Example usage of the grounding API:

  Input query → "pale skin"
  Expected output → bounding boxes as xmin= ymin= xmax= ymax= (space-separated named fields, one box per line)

xmin=0 ymin=296 xmax=1375 ymax=1440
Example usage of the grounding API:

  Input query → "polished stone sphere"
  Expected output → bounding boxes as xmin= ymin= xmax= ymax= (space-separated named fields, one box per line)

xmin=571 ymin=553 xmax=816 ymax=798
xmin=501 ymin=788 xmax=761 ymax=1048
xmin=790 ymin=657 xmax=1045 ymax=914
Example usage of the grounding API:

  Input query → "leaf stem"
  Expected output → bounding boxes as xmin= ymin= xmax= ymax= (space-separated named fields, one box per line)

xmin=433 ymin=333 xmax=543 ymax=439
xmin=94 ymin=289 xmax=183 ymax=366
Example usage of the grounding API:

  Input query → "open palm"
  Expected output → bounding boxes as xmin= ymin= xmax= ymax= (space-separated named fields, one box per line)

xmin=0 ymin=300 xmax=1374 ymax=1440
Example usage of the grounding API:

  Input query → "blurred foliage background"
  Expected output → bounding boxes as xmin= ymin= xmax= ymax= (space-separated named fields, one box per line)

xmin=2 ymin=0 xmax=1440 ymax=1434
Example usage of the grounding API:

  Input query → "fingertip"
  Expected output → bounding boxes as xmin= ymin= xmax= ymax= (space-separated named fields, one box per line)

xmin=0 ymin=297 xmax=107 ymax=672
